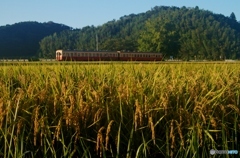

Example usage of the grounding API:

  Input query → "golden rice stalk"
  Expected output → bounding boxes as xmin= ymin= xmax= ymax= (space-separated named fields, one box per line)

xmin=81 ymin=104 xmax=90 ymax=128
xmin=69 ymin=95 xmax=75 ymax=107
xmin=134 ymin=99 xmax=143 ymax=131
xmin=53 ymin=94 xmax=58 ymax=116
xmin=67 ymin=95 xmax=74 ymax=126
xmin=197 ymin=123 xmax=203 ymax=147
xmin=18 ymin=74 xmax=25 ymax=85
xmin=161 ymin=95 xmax=169 ymax=115
xmin=52 ymin=118 xmax=62 ymax=145
xmin=96 ymin=126 xmax=105 ymax=157
xmin=170 ymin=119 xmax=175 ymax=158
xmin=17 ymin=119 xmax=23 ymax=136
xmin=26 ymin=82 xmax=34 ymax=97
xmin=210 ymin=118 xmax=217 ymax=129
xmin=0 ymin=100 xmax=4 ymax=128
xmin=33 ymin=106 xmax=40 ymax=146
xmin=219 ymin=104 xmax=226 ymax=113
xmin=175 ymin=120 xmax=184 ymax=148
xmin=40 ymin=117 xmax=45 ymax=146
xmin=63 ymin=105 xmax=68 ymax=127
xmin=179 ymin=109 xmax=182 ymax=127
xmin=148 ymin=116 xmax=155 ymax=145
xmin=227 ymin=104 xmax=240 ymax=115
xmin=94 ymin=108 xmax=103 ymax=123
xmin=105 ymin=120 xmax=114 ymax=150
xmin=144 ymin=95 xmax=148 ymax=118
xmin=92 ymin=90 xmax=100 ymax=103
xmin=61 ymin=81 xmax=67 ymax=96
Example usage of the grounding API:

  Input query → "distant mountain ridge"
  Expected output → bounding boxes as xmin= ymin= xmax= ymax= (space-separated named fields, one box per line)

xmin=39 ymin=6 xmax=240 ymax=60
xmin=1 ymin=6 xmax=240 ymax=60
xmin=0 ymin=21 xmax=71 ymax=58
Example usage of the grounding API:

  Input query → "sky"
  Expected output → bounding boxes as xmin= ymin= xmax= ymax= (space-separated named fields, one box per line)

xmin=0 ymin=0 xmax=239 ymax=29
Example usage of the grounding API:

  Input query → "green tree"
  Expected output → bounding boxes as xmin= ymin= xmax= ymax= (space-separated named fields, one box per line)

xmin=230 ymin=12 xmax=237 ymax=21
xmin=138 ymin=19 xmax=180 ymax=57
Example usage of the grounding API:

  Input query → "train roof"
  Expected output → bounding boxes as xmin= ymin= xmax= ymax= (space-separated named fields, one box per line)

xmin=56 ymin=50 xmax=162 ymax=54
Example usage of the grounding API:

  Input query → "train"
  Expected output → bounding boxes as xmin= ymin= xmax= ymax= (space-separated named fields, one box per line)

xmin=56 ymin=50 xmax=163 ymax=61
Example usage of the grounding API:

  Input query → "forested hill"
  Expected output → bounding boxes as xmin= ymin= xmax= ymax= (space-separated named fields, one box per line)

xmin=0 ymin=21 xmax=71 ymax=58
xmin=39 ymin=6 xmax=240 ymax=60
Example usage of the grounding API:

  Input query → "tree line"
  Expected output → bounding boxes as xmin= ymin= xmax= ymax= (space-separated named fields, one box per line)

xmin=0 ymin=21 xmax=71 ymax=58
xmin=39 ymin=6 xmax=240 ymax=60
xmin=1 ymin=6 xmax=239 ymax=60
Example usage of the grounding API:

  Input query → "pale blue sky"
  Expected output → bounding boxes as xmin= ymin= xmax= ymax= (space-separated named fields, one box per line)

xmin=0 ymin=0 xmax=239 ymax=28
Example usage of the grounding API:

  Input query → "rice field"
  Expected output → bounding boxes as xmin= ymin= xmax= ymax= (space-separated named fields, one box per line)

xmin=0 ymin=62 xmax=239 ymax=157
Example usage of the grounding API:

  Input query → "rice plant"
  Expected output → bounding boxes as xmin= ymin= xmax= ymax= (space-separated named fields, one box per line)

xmin=0 ymin=62 xmax=239 ymax=157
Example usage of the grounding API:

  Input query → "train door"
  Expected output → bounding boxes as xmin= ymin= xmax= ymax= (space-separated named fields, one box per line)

xmin=117 ymin=51 xmax=121 ymax=61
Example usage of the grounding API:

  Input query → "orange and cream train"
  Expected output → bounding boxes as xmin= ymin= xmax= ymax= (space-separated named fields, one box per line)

xmin=56 ymin=50 xmax=163 ymax=61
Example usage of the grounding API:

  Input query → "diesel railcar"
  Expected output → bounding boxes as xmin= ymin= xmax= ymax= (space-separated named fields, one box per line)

xmin=56 ymin=50 xmax=162 ymax=61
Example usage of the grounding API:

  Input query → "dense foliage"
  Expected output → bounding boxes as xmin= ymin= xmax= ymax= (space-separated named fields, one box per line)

xmin=0 ymin=21 xmax=71 ymax=58
xmin=39 ymin=6 xmax=240 ymax=60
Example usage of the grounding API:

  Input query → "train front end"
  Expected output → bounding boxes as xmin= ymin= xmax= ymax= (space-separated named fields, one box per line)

xmin=56 ymin=50 xmax=63 ymax=61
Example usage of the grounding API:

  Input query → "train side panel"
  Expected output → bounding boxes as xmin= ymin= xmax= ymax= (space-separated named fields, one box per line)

xmin=56 ymin=50 xmax=162 ymax=61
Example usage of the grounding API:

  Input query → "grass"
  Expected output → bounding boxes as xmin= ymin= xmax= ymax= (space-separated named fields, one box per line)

xmin=0 ymin=62 xmax=239 ymax=157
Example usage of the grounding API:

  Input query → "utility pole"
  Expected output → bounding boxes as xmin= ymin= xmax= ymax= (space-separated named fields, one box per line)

xmin=96 ymin=34 xmax=98 ymax=51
